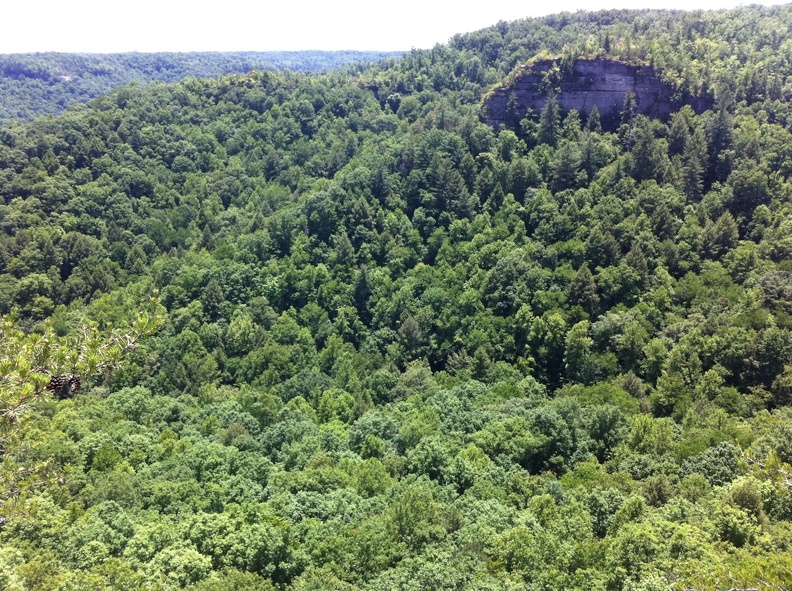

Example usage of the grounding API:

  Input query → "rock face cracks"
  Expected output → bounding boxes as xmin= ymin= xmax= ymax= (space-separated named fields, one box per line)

xmin=483 ymin=58 xmax=711 ymax=129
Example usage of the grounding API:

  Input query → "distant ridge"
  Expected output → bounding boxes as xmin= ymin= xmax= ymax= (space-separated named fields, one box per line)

xmin=0 ymin=50 xmax=404 ymax=126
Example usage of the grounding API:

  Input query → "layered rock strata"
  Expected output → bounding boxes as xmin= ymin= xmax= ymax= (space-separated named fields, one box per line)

xmin=483 ymin=58 xmax=711 ymax=129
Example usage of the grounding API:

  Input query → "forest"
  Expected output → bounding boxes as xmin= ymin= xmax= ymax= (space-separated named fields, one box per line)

xmin=1 ymin=5 xmax=792 ymax=590
xmin=0 ymin=51 xmax=403 ymax=126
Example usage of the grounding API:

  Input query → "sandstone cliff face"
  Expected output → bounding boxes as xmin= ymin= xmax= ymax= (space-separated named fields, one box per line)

xmin=483 ymin=59 xmax=711 ymax=129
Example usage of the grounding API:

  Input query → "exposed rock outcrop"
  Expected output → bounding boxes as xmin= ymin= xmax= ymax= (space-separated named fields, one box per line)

xmin=483 ymin=58 xmax=712 ymax=129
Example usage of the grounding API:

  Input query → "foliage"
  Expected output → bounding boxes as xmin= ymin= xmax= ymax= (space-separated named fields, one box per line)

xmin=1 ymin=6 xmax=792 ymax=590
xmin=0 ymin=295 xmax=164 ymax=441
xmin=0 ymin=51 xmax=403 ymax=126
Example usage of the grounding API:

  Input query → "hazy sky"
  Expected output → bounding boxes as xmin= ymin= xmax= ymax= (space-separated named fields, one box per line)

xmin=2 ymin=0 xmax=790 ymax=53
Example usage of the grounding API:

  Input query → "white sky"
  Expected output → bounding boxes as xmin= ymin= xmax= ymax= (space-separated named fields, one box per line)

xmin=1 ymin=0 xmax=790 ymax=53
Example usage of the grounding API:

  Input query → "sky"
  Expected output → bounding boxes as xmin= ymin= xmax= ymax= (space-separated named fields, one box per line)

xmin=1 ymin=0 xmax=790 ymax=53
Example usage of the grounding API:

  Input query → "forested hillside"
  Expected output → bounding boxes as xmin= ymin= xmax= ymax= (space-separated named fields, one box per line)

xmin=0 ymin=51 xmax=403 ymax=126
xmin=1 ymin=6 xmax=792 ymax=590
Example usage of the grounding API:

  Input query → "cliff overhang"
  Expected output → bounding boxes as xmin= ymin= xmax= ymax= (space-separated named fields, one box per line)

xmin=482 ymin=58 xmax=712 ymax=129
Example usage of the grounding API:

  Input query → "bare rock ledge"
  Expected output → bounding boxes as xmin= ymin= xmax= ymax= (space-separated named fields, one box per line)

xmin=482 ymin=58 xmax=712 ymax=129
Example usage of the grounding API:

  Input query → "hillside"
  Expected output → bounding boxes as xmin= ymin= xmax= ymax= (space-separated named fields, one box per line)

xmin=1 ymin=6 xmax=792 ymax=591
xmin=0 ymin=50 xmax=404 ymax=126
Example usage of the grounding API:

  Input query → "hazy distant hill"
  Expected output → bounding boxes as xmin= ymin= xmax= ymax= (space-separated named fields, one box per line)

xmin=0 ymin=50 xmax=404 ymax=125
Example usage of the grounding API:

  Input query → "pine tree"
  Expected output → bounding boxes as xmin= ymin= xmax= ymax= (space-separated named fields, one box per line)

xmin=683 ymin=126 xmax=707 ymax=200
xmin=0 ymin=297 xmax=163 ymax=441
xmin=587 ymin=105 xmax=602 ymax=133
xmin=538 ymin=96 xmax=561 ymax=147
xmin=567 ymin=264 xmax=600 ymax=316
xmin=621 ymin=91 xmax=637 ymax=125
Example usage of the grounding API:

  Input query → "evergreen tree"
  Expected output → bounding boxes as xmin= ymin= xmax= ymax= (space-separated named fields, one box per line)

xmin=683 ymin=126 xmax=708 ymax=200
xmin=567 ymin=264 xmax=600 ymax=316
xmin=586 ymin=105 xmax=602 ymax=133
xmin=538 ymin=96 xmax=561 ymax=147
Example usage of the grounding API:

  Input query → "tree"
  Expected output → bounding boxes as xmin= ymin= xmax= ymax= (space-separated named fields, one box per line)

xmin=564 ymin=320 xmax=598 ymax=385
xmin=729 ymin=168 xmax=770 ymax=215
xmin=386 ymin=481 xmax=446 ymax=550
xmin=201 ymin=279 xmax=225 ymax=322
xmin=707 ymin=105 xmax=734 ymax=185
xmin=567 ymin=264 xmax=600 ymax=316
xmin=682 ymin=125 xmax=707 ymax=200
xmin=425 ymin=155 xmax=472 ymax=219
xmin=630 ymin=116 xmax=660 ymax=183
xmin=701 ymin=212 xmax=738 ymax=259
xmin=353 ymin=267 xmax=374 ymax=326
xmin=585 ymin=225 xmax=620 ymax=268
xmin=550 ymin=140 xmax=584 ymax=192
xmin=668 ymin=107 xmax=693 ymax=156
xmin=587 ymin=105 xmax=602 ymax=133
xmin=1 ymin=297 xmax=163 ymax=440
xmin=621 ymin=91 xmax=637 ymax=125
xmin=538 ymin=96 xmax=561 ymax=147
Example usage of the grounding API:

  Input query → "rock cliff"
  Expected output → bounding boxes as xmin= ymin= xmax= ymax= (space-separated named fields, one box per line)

xmin=483 ymin=58 xmax=711 ymax=129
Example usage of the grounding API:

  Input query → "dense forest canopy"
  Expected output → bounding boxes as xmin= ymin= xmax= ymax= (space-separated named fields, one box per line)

xmin=1 ymin=5 xmax=792 ymax=590
xmin=0 ymin=51 xmax=404 ymax=126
